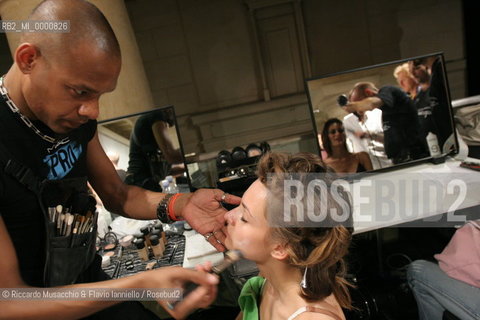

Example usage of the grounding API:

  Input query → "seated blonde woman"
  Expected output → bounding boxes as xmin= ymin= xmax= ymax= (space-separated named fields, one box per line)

xmin=223 ymin=152 xmax=353 ymax=320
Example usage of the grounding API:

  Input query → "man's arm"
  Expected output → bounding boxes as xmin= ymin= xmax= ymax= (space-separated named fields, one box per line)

xmin=86 ymin=132 xmax=240 ymax=250
xmin=0 ymin=217 xmax=219 ymax=320
xmin=343 ymin=97 xmax=383 ymax=114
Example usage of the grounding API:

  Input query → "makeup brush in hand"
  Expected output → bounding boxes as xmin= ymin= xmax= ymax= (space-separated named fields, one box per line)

xmin=167 ymin=250 xmax=243 ymax=309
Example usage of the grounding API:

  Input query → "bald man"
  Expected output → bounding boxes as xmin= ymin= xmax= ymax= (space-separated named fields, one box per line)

xmin=0 ymin=1 xmax=239 ymax=319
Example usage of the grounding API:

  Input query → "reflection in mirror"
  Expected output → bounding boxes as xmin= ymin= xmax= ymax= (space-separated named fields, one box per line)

xmin=306 ymin=53 xmax=457 ymax=174
xmin=98 ymin=106 xmax=190 ymax=192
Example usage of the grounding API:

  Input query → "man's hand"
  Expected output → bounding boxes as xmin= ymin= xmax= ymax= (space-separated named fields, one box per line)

xmin=149 ymin=266 xmax=218 ymax=319
xmin=343 ymin=103 xmax=358 ymax=114
xmin=179 ymin=189 xmax=241 ymax=251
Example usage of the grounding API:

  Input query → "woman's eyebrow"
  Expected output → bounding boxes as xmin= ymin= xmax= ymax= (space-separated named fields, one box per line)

xmin=242 ymin=202 xmax=255 ymax=220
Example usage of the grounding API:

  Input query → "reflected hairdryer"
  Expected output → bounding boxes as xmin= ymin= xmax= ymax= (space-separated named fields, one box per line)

xmin=337 ymin=94 xmax=349 ymax=107
xmin=337 ymin=94 xmax=361 ymax=118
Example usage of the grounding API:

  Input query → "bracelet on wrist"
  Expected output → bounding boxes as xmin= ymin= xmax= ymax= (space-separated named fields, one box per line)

xmin=168 ymin=193 xmax=183 ymax=222
xmin=156 ymin=193 xmax=184 ymax=223
xmin=156 ymin=193 xmax=175 ymax=223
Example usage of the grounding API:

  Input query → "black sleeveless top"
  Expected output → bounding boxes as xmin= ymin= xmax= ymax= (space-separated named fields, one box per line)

xmin=0 ymin=96 xmax=96 ymax=286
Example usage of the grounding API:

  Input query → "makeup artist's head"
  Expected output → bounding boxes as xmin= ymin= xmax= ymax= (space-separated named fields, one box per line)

xmin=10 ymin=0 xmax=121 ymax=134
xmin=321 ymin=118 xmax=347 ymax=157
xmin=224 ymin=152 xmax=353 ymax=306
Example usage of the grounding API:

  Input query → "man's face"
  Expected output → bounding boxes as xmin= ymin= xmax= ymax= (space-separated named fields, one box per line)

xmin=23 ymin=43 xmax=121 ymax=134
xmin=409 ymin=61 xmax=429 ymax=84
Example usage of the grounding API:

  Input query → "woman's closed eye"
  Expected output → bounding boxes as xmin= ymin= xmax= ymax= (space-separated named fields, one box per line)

xmin=240 ymin=216 xmax=248 ymax=223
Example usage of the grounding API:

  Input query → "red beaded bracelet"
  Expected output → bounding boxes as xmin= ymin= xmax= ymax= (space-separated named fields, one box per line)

xmin=167 ymin=193 xmax=183 ymax=221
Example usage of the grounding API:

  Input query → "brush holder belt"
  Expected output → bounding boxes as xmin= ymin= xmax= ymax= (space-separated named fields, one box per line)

xmin=40 ymin=178 xmax=98 ymax=287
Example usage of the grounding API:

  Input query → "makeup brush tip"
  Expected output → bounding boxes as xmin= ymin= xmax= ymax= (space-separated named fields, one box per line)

xmin=226 ymin=249 xmax=244 ymax=261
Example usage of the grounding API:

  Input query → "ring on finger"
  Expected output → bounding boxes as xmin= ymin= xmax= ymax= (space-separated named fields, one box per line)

xmin=204 ymin=232 xmax=214 ymax=241
xmin=221 ymin=192 xmax=227 ymax=202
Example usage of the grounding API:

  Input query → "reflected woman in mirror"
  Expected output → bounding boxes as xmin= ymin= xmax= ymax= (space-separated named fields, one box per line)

xmin=321 ymin=118 xmax=373 ymax=173
xmin=393 ymin=63 xmax=419 ymax=100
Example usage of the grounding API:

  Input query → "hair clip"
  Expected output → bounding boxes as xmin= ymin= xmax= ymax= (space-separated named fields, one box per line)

xmin=300 ymin=267 xmax=308 ymax=289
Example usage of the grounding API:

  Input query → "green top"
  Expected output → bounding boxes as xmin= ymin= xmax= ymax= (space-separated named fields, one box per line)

xmin=238 ymin=276 xmax=266 ymax=320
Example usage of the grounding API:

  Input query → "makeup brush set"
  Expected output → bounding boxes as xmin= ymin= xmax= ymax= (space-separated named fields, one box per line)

xmin=48 ymin=204 xmax=98 ymax=245
xmin=41 ymin=183 xmax=100 ymax=286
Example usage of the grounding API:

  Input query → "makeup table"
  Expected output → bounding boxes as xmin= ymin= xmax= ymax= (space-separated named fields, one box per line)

xmin=101 ymin=229 xmax=228 ymax=279
xmin=101 ymin=233 xmax=186 ymax=279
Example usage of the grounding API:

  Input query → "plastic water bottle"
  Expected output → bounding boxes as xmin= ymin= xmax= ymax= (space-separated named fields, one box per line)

xmin=165 ymin=175 xmax=179 ymax=193
xmin=426 ymin=132 xmax=441 ymax=158
xmin=160 ymin=179 xmax=172 ymax=193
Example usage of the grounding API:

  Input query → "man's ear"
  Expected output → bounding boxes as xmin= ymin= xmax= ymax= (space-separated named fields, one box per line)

xmin=15 ymin=43 xmax=40 ymax=74
xmin=270 ymin=243 xmax=289 ymax=261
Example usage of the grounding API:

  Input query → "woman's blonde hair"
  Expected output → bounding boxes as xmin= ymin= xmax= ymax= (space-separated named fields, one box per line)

xmin=393 ymin=62 xmax=412 ymax=79
xmin=257 ymin=152 xmax=353 ymax=308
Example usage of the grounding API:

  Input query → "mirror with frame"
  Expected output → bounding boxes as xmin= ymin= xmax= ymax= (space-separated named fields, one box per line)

xmin=97 ymin=106 xmax=191 ymax=192
xmin=306 ymin=53 xmax=458 ymax=174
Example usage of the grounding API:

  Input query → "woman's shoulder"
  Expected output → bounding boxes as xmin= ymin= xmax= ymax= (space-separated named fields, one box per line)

xmin=354 ymin=151 xmax=369 ymax=159
xmin=322 ymin=156 xmax=333 ymax=164
xmin=293 ymin=312 xmax=343 ymax=320
xmin=355 ymin=152 xmax=372 ymax=166
xmin=290 ymin=305 xmax=345 ymax=320
xmin=289 ymin=294 xmax=346 ymax=320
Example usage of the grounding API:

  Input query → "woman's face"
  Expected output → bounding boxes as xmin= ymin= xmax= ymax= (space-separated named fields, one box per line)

xmin=397 ymin=71 xmax=418 ymax=94
xmin=327 ymin=122 xmax=346 ymax=147
xmin=224 ymin=180 xmax=275 ymax=262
